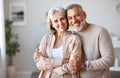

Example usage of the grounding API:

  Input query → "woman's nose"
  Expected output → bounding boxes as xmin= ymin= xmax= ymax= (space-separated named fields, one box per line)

xmin=58 ymin=20 xmax=62 ymax=25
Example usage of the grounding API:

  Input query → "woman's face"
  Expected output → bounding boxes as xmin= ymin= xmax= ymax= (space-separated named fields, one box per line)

xmin=51 ymin=12 xmax=67 ymax=33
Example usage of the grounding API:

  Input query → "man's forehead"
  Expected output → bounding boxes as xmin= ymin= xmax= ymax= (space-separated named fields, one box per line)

xmin=67 ymin=9 xmax=82 ymax=16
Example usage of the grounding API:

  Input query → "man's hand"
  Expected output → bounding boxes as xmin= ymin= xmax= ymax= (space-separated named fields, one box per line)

xmin=70 ymin=58 xmax=84 ymax=71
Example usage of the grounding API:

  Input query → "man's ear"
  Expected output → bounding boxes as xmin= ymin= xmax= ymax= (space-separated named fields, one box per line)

xmin=82 ymin=11 xmax=87 ymax=19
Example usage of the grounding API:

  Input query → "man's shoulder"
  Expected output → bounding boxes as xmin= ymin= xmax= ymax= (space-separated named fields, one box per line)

xmin=90 ymin=24 xmax=108 ymax=32
xmin=91 ymin=24 xmax=106 ymax=29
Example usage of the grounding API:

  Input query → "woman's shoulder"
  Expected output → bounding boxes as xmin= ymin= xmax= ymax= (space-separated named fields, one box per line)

xmin=41 ymin=33 xmax=54 ymax=40
xmin=66 ymin=31 xmax=81 ymax=40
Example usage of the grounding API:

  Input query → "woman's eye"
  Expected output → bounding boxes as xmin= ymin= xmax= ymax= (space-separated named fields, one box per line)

xmin=54 ymin=20 xmax=58 ymax=23
xmin=61 ymin=17 xmax=65 ymax=20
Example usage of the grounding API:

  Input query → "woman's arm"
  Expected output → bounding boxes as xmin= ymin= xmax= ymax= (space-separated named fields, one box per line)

xmin=33 ymin=36 xmax=53 ymax=70
xmin=33 ymin=48 xmax=48 ymax=63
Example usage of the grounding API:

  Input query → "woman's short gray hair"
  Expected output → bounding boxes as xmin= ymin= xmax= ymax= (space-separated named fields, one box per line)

xmin=66 ymin=4 xmax=84 ymax=11
xmin=47 ymin=7 xmax=66 ymax=31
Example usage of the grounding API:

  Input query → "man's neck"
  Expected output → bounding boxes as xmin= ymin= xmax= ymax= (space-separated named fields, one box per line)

xmin=79 ymin=22 xmax=89 ymax=32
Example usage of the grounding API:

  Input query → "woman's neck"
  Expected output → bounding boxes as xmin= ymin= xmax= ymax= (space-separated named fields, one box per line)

xmin=53 ymin=31 xmax=66 ymax=48
xmin=56 ymin=31 xmax=65 ymax=39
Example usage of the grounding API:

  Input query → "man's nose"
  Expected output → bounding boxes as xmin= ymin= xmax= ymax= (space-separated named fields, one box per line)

xmin=72 ymin=17 xmax=77 ymax=23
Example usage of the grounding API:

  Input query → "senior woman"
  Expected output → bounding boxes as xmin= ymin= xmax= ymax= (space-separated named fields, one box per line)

xmin=33 ymin=6 xmax=84 ymax=78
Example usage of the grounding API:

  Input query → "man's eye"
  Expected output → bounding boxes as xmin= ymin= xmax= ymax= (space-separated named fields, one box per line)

xmin=68 ymin=17 xmax=72 ymax=20
xmin=76 ymin=14 xmax=80 ymax=16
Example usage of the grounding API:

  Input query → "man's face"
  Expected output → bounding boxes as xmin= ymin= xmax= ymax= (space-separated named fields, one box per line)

xmin=67 ymin=7 xmax=85 ymax=31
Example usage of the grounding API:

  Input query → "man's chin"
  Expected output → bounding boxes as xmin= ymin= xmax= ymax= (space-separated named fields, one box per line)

xmin=70 ymin=27 xmax=80 ymax=32
xmin=72 ymin=26 xmax=83 ymax=31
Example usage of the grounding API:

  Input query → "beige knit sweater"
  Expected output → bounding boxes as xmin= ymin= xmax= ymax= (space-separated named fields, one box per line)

xmin=73 ymin=24 xmax=115 ymax=78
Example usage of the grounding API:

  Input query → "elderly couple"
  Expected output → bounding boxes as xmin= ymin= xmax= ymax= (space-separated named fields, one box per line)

xmin=33 ymin=4 xmax=115 ymax=78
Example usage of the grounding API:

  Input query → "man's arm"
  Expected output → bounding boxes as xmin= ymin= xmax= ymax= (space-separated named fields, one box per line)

xmin=86 ymin=28 xmax=115 ymax=71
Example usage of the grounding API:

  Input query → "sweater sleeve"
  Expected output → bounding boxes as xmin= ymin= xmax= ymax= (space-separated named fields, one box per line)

xmin=53 ymin=35 xmax=83 ymax=75
xmin=35 ymin=36 xmax=53 ymax=70
xmin=36 ymin=56 xmax=53 ymax=70
xmin=87 ymin=28 xmax=115 ymax=71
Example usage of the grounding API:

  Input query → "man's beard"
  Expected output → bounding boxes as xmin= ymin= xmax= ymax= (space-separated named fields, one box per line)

xmin=69 ymin=20 xmax=85 ymax=32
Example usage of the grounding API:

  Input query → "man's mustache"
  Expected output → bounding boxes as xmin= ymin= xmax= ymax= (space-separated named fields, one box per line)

xmin=71 ymin=20 xmax=80 ymax=25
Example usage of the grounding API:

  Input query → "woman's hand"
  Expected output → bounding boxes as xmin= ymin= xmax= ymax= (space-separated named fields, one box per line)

xmin=39 ymin=50 xmax=48 ymax=58
xmin=33 ymin=48 xmax=48 ymax=62
xmin=33 ymin=48 xmax=41 ymax=62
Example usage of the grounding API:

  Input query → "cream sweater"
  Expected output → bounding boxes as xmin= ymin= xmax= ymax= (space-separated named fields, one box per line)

xmin=73 ymin=24 xmax=115 ymax=78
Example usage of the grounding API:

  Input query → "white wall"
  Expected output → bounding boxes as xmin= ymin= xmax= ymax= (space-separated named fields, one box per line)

xmin=4 ymin=0 xmax=120 ymax=75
